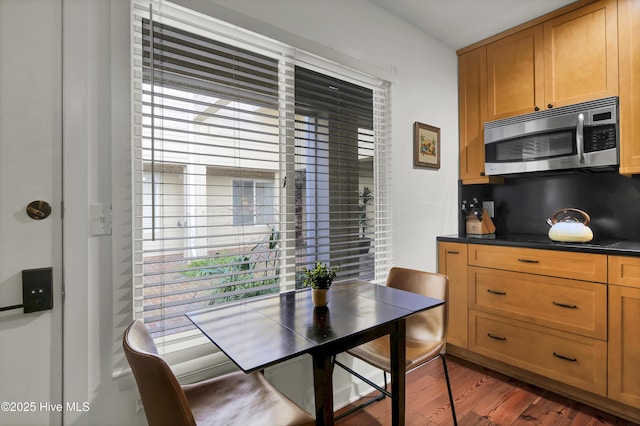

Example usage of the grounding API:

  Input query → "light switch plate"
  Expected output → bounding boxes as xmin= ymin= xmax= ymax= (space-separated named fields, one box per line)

xmin=91 ymin=203 xmax=112 ymax=236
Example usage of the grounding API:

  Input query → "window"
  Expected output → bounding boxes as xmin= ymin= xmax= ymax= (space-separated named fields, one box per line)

xmin=132 ymin=1 xmax=391 ymax=343
xmin=232 ymin=180 xmax=275 ymax=226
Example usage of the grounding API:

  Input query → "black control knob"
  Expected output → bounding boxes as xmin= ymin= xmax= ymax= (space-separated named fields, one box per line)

xmin=534 ymin=106 xmax=540 ymax=111
xmin=547 ymin=103 xmax=553 ymax=109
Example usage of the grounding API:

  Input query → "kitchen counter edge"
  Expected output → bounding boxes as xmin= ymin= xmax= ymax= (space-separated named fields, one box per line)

xmin=437 ymin=235 xmax=640 ymax=257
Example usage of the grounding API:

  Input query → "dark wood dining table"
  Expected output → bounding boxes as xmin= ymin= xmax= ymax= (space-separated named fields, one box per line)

xmin=186 ymin=280 xmax=444 ymax=425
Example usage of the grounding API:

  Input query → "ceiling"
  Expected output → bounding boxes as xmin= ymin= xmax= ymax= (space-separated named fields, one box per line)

xmin=368 ymin=0 xmax=578 ymax=50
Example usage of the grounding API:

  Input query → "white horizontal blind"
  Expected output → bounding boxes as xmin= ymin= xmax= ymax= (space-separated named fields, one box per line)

xmin=132 ymin=1 xmax=392 ymax=339
xmin=293 ymin=67 xmax=377 ymax=283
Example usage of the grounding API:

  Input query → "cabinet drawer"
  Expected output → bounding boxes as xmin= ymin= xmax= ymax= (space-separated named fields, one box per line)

xmin=469 ymin=267 xmax=606 ymax=339
xmin=468 ymin=244 xmax=607 ymax=282
xmin=469 ymin=310 xmax=607 ymax=396
xmin=608 ymin=255 xmax=640 ymax=288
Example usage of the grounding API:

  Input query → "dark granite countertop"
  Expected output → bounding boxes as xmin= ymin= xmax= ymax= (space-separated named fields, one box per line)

xmin=437 ymin=233 xmax=640 ymax=257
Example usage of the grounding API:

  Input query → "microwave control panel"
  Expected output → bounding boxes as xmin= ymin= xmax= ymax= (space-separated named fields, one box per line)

xmin=584 ymin=124 xmax=617 ymax=152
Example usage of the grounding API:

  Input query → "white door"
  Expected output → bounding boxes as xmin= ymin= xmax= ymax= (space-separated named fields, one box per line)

xmin=0 ymin=1 xmax=63 ymax=425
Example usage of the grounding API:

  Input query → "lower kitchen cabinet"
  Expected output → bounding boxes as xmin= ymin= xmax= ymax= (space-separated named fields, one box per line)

xmin=467 ymin=251 xmax=608 ymax=396
xmin=438 ymin=240 xmax=640 ymax=423
xmin=468 ymin=266 xmax=607 ymax=339
xmin=437 ymin=242 xmax=468 ymax=348
xmin=469 ymin=309 xmax=607 ymax=396
xmin=467 ymin=243 xmax=608 ymax=283
xmin=608 ymin=255 xmax=640 ymax=409
xmin=608 ymin=285 xmax=640 ymax=408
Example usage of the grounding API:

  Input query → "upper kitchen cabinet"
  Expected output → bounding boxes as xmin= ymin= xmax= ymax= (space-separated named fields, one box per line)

xmin=487 ymin=25 xmax=544 ymax=121
xmin=458 ymin=47 xmax=503 ymax=184
xmin=543 ymin=0 xmax=618 ymax=109
xmin=618 ymin=0 xmax=640 ymax=175
xmin=459 ymin=47 xmax=487 ymax=183
xmin=457 ymin=0 xmax=624 ymax=184
xmin=486 ymin=0 xmax=618 ymax=121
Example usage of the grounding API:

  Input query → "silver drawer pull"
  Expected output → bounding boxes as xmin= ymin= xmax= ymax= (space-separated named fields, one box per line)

xmin=553 ymin=352 xmax=577 ymax=362
xmin=517 ymin=258 xmax=540 ymax=264
xmin=553 ymin=301 xmax=578 ymax=309
xmin=487 ymin=333 xmax=506 ymax=341
xmin=487 ymin=289 xmax=506 ymax=295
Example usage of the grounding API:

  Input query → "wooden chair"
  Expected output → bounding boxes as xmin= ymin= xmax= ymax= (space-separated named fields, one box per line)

xmin=123 ymin=319 xmax=315 ymax=426
xmin=334 ymin=267 xmax=457 ymax=424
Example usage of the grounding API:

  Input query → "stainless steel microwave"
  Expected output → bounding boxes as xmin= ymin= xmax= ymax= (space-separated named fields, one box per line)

xmin=484 ymin=97 xmax=619 ymax=176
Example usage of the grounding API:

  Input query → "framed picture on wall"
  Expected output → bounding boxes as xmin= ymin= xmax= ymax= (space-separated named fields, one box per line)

xmin=413 ymin=122 xmax=440 ymax=169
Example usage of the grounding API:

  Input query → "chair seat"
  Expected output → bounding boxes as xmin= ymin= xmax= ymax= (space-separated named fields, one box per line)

xmin=347 ymin=334 xmax=445 ymax=373
xmin=183 ymin=371 xmax=315 ymax=426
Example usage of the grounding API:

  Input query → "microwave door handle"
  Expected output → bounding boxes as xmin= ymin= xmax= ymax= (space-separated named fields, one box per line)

xmin=577 ymin=113 xmax=585 ymax=164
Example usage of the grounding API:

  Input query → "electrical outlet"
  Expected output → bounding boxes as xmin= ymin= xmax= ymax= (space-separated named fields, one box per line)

xmin=22 ymin=267 xmax=53 ymax=313
xmin=482 ymin=201 xmax=495 ymax=218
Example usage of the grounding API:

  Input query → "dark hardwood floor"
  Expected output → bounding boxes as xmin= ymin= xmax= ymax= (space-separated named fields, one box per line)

xmin=335 ymin=355 xmax=638 ymax=426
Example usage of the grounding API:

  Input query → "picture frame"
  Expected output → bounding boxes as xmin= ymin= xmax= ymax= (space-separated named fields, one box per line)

xmin=413 ymin=122 xmax=440 ymax=169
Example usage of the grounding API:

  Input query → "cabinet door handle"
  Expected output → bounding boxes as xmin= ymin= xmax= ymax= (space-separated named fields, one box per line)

xmin=517 ymin=258 xmax=540 ymax=264
xmin=487 ymin=333 xmax=506 ymax=341
xmin=553 ymin=352 xmax=577 ymax=362
xmin=446 ymin=250 xmax=459 ymax=255
xmin=553 ymin=301 xmax=577 ymax=309
xmin=487 ymin=289 xmax=506 ymax=295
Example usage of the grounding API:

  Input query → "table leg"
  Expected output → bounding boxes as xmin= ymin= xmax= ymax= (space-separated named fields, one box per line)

xmin=390 ymin=318 xmax=406 ymax=426
xmin=312 ymin=352 xmax=334 ymax=426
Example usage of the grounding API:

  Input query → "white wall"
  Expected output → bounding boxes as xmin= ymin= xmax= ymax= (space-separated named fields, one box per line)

xmin=59 ymin=0 xmax=460 ymax=424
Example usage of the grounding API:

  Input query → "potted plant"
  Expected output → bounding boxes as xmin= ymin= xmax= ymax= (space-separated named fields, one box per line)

xmin=303 ymin=261 xmax=339 ymax=307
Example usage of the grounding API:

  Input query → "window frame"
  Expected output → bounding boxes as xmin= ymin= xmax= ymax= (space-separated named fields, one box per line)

xmin=128 ymin=0 xmax=392 ymax=373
